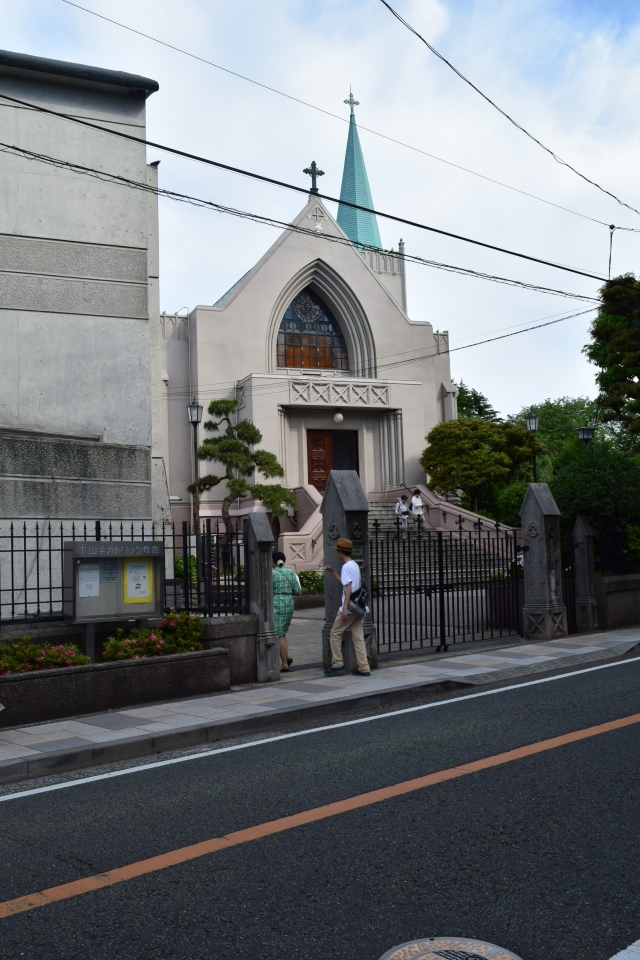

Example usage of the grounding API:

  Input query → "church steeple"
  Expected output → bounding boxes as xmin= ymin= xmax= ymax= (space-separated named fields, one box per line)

xmin=337 ymin=91 xmax=382 ymax=250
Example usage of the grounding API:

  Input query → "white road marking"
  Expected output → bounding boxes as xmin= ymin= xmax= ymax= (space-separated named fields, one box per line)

xmin=1 ymin=653 xmax=639 ymax=804
xmin=608 ymin=940 xmax=640 ymax=959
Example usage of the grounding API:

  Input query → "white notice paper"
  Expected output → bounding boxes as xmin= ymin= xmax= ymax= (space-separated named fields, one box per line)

xmin=127 ymin=561 xmax=151 ymax=601
xmin=78 ymin=563 xmax=100 ymax=598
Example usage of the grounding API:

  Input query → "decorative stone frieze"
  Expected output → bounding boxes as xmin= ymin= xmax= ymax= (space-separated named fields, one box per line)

xmin=289 ymin=379 xmax=389 ymax=407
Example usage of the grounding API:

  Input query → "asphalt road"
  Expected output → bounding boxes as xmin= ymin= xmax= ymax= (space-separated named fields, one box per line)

xmin=1 ymin=659 xmax=639 ymax=960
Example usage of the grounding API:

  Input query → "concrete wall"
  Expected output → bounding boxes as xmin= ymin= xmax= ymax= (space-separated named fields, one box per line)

xmin=0 ymin=434 xmax=152 ymax=518
xmin=201 ymin=614 xmax=259 ymax=685
xmin=594 ymin=575 xmax=640 ymax=630
xmin=0 ymin=58 xmax=169 ymax=520
xmin=0 ymin=648 xmax=230 ymax=728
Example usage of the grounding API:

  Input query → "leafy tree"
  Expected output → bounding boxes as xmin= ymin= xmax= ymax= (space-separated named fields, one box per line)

xmin=420 ymin=419 xmax=543 ymax=513
xmin=510 ymin=396 xmax=598 ymax=460
xmin=508 ymin=395 xmax=613 ymax=480
xmin=584 ymin=273 xmax=640 ymax=445
xmin=454 ymin=380 xmax=501 ymax=421
xmin=494 ymin=481 xmax=530 ymax=528
xmin=190 ymin=399 xmax=296 ymax=538
xmin=549 ymin=439 xmax=640 ymax=573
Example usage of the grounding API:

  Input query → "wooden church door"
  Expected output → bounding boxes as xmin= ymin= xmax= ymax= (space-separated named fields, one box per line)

xmin=306 ymin=430 xmax=359 ymax=493
xmin=307 ymin=431 xmax=333 ymax=493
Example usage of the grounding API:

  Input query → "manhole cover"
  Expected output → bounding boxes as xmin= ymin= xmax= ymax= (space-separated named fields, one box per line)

xmin=379 ymin=938 xmax=524 ymax=960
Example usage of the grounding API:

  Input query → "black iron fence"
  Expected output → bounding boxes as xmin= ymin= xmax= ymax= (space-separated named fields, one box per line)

xmin=371 ymin=519 xmax=522 ymax=654
xmin=563 ymin=559 xmax=577 ymax=634
xmin=0 ymin=518 xmax=248 ymax=626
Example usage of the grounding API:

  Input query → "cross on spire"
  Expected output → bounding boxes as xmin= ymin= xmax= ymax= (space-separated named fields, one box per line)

xmin=303 ymin=160 xmax=324 ymax=195
xmin=344 ymin=89 xmax=359 ymax=114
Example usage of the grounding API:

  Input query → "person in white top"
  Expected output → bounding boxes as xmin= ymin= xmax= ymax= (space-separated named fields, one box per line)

xmin=395 ymin=495 xmax=409 ymax=541
xmin=324 ymin=538 xmax=370 ymax=677
xmin=411 ymin=489 xmax=425 ymax=528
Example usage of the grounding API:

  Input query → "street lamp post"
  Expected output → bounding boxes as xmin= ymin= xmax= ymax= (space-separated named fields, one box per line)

xmin=187 ymin=397 xmax=203 ymax=534
xmin=577 ymin=426 xmax=595 ymax=446
xmin=525 ymin=413 xmax=539 ymax=483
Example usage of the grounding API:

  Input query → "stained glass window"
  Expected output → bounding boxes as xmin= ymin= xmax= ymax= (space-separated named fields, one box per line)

xmin=277 ymin=288 xmax=349 ymax=370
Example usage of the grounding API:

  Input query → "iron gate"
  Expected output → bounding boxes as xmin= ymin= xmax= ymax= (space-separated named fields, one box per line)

xmin=370 ymin=520 xmax=522 ymax=654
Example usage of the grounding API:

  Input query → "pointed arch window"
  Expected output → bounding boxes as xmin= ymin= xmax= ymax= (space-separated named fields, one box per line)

xmin=277 ymin=288 xmax=349 ymax=370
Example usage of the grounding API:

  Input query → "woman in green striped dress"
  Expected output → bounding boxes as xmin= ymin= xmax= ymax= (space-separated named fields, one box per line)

xmin=272 ymin=551 xmax=301 ymax=672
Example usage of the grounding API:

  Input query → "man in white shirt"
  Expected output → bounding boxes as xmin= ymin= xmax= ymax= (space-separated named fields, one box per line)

xmin=324 ymin=538 xmax=370 ymax=677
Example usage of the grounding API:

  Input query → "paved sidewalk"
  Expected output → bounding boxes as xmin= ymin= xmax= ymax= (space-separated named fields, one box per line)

xmin=0 ymin=628 xmax=638 ymax=785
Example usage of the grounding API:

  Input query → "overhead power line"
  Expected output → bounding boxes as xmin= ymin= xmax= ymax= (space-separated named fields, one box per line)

xmin=378 ymin=307 xmax=598 ymax=372
xmin=379 ymin=0 xmax=640 ymax=220
xmin=59 ymin=0 xmax=621 ymax=229
xmin=162 ymin=306 xmax=598 ymax=401
xmin=0 ymin=92 xmax=607 ymax=283
xmin=0 ymin=140 xmax=600 ymax=303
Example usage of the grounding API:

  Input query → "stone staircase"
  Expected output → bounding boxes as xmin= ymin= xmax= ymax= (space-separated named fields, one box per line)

xmin=368 ymin=500 xmax=402 ymax=533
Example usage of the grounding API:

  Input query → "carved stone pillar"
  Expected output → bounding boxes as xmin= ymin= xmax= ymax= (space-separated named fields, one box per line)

xmin=245 ymin=512 xmax=279 ymax=683
xmin=320 ymin=470 xmax=377 ymax=671
xmin=573 ymin=514 xmax=598 ymax=632
xmin=520 ymin=483 xmax=568 ymax=641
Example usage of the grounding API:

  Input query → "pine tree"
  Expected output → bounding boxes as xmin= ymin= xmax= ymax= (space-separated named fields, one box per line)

xmin=190 ymin=399 xmax=296 ymax=538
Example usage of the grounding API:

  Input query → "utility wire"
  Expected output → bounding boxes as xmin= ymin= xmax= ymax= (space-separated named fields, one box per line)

xmin=0 ymin=92 xmax=607 ymax=283
xmin=59 ymin=0 xmax=621 ymax=230
xmin=162 ymin=307 xmax=598 ymax=400
xmin=378 ymin=307 xmax=598 ymax=371
xmin=0 ymin=140 xmax=599 ymax=302
xmin=379 ymin=0 xmax=640 ymax=220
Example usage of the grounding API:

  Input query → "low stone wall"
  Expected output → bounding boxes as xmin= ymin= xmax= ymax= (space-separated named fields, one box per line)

xmin=294 ymin=594 xmax=324 ymax=610
xmin=201 ymin=615 xmax=258 ymax=685
xmin=0 ymin=647 xmax=230 ymax=728
xmin=594 ymin=574 xmax=640 ymax=630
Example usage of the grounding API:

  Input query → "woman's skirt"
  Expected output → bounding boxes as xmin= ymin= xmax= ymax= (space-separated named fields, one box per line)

xmin=274 ymin=594 xmax=295 ymax=638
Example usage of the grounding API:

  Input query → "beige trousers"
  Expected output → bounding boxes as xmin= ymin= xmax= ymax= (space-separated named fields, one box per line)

xmin=329 ymin=609 xmax=370 ymax=674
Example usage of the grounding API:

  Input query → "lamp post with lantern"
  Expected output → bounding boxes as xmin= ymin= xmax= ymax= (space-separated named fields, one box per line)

xmin=187 ymin=397 xmax=203 ymax=534
xmin=577 ymin=426 xmax=595 ymax=446
xmin=525 ymin=412 xmax=539 ymax=482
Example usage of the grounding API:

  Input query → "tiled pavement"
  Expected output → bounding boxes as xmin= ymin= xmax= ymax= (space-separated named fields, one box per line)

xmin=0 ymin=627 xmax=638 ymax=785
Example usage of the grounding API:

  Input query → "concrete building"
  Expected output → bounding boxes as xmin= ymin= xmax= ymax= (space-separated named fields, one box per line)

xmin=162 ymin=94 xmax=458 ymax=566
xmin=0 ymin=49 xmax=169 ymax=521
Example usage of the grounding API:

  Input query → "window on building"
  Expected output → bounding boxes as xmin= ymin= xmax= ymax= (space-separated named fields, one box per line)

xmin=277 ymin=288 xmax=349 ymax=370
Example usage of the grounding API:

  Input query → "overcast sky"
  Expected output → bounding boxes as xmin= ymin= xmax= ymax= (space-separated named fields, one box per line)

xmin=3 ymin=0 xmax=640 ymax=417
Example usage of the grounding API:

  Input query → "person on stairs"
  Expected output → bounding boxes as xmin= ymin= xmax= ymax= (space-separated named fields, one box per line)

xmin=324 ymin=538 xmax=370 ymax=677
xmin=411 ymin=489 xmax=425 ymax=529
xmin=395 ymin=495 xmax=410 ymax=542
xmin=272 ymin=551 xmax=301 ymax=672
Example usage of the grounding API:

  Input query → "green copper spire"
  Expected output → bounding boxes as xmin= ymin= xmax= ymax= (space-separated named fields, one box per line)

xmin=337 ymin=91 xmax=382 ymax=250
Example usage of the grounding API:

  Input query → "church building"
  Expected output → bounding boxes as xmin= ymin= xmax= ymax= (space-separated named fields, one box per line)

xmin=161 ymin=94 xmax=458 ymax=566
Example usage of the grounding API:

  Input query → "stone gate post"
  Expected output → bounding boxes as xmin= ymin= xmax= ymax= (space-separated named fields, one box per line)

xmin=520 ymin=483 xmax=568 ymax=640
xmin=320 ymin=470 xmax=377 ymax=672
xmin=245 ymin=512 xmax=279 ymax=683
xmin=573 ymin=514 xmax=598 ymax=632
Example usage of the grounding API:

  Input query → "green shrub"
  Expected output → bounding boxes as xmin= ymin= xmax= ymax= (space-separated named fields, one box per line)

xmin=0 ymin=639 xmax=90 ymax=675
xmin=174 ymin=555 xmax=198 ymax=581
xmin=103 ymin=611 xmax=204 ymax=661
xmin=298 ymin=570 xmax=324 ymax=594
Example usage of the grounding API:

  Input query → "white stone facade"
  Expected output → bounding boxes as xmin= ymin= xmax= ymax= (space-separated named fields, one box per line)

xmin=162 ymin=197 xmax=456 ymax=533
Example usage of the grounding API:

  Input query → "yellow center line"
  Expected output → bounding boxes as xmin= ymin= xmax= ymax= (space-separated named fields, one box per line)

xmin=2 ymin=711 xmax=639 ymax=920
